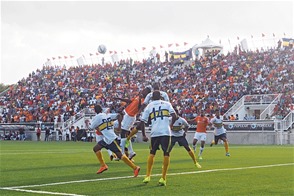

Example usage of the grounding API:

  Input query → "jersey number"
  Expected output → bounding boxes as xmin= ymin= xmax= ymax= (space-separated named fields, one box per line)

xmin=152 ymin=106 xmax=164 ymax=121
xmin=102 ymin=117 xmax=112 ymax=130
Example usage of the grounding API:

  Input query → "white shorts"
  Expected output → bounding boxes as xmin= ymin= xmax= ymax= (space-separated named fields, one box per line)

xmin=121 ymin=111 xmax=136 ymax=131
xmin=194 ymin=132 xmax=207 ymax=141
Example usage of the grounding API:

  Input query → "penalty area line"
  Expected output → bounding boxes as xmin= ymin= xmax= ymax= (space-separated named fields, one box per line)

xmin=0 ymin=187 xmax=86 ymax=196
xmin=1 ymin=163 xmax=293 ymax=191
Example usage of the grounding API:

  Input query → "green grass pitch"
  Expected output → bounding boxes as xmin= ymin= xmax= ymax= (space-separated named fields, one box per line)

xmin=0 ymin=141 xmax=293 ymax=195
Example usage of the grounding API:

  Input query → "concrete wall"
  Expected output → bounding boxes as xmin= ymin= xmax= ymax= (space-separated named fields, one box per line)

xmin=135 ymin=130 xmax=294 ymax=145
xmin=8 ymin=130 xmax=294 ymax=145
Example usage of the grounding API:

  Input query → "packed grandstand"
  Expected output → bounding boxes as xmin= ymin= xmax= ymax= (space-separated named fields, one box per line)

xmin=0 ymin=44 xmax=293 ymax=125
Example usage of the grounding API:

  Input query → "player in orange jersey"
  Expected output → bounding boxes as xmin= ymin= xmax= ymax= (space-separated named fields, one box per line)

xmin=114 ymin=87 xmax=151 ymax=160
xmin=189 ymin=111 xmax=209 ymax=160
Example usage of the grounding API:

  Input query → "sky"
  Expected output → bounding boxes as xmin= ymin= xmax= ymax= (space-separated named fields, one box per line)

xmin=1 ymin=0 xmax=293 ymax=85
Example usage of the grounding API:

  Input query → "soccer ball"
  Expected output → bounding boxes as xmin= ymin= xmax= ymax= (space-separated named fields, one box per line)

xmin=98 ymin=44 xmax=107 ymax=54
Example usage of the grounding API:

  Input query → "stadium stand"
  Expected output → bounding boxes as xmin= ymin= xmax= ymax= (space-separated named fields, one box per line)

xmin=0 ymin=45 xmax=293 ymax=144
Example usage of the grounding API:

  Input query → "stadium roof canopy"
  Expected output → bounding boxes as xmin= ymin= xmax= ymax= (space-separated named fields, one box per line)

xmin=195 ymin=37 xmax=223 ymax=49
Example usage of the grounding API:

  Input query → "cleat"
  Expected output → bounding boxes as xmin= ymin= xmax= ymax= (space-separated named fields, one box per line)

xmin=198 ymin=156 xmax=203 ymax=160
xmin=113 ymin=157 xmax=120 ymax=161
xmin=96 ymin=165 xmax=108 ymax=174
xmin=226 ymin=152 xmax=230 ymax=157
xmin=210 ymin=140 xmax=215 ymax=147
xmin=134 ymin=166 xmax=140 ymax=177
xmin=125 ymin=139 xmax=130 ymax=148
xmin=129 ymin=152 xmax=136 ymax=160
xmin=158 ymin=178 xmax=166 ymax=186
xmin=195 ymin=162 xmax=202 ymax=168
xmin=110 ymin=155 xmax=114 ymax=161
xmin=143 ymin=176 xmax=151 ymax=183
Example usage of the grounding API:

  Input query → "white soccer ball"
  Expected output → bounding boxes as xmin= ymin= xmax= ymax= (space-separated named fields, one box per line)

xmin=98 ymin=44 xmax=107 ymax=54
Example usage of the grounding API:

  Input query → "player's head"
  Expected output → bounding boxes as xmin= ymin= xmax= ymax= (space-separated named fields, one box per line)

xmin=142 ymin=86 xmax=152 ymax=98
xmin=200 ymin=110 xmax=205 ymax=117
xmin=94 ymin=104 xmax=103 ymax=114
xmin=152 ymin=90 xmax=161 ymax=100
xmin=152 ymin=82 xmax=161 ymax=90
xmin=215 ymin=109 xmax=220 ymax=119
xmin=174 ymin=108 xmax=181 ymax=117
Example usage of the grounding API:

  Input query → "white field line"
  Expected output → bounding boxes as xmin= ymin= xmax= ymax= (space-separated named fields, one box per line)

xmin=0 ymin=188 xmax=86 ymax=196
xmin=1 ymin=163 xmax=293 ymax=191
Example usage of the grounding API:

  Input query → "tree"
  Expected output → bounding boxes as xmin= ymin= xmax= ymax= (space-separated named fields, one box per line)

xmin=0 ymin=83 xmax=10 ymax=93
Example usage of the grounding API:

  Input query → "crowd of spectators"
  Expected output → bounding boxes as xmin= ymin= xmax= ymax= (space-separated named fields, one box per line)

xmin=0 ymin=46 xmax=293 ymax=124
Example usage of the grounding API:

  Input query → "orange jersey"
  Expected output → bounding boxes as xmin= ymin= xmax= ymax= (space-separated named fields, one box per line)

xmin=195 ymin=116 xmax=209 ymax=133
xmin=125 ymin=96 xmax=144 ymax=117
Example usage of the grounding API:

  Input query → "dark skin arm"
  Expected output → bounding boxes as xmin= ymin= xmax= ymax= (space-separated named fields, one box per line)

xmin=170 ymin=113 xmax=177 ymax=130
xmin=114 ymin=97 xmax=132 ymax=104
xmin=137 ymin=120 xmax=148 ymax=142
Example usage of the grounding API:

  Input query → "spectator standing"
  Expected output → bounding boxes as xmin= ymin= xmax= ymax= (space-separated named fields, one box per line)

xmin=36 ymin=125 xmax=41 ymax=141
xmin=44 ymin=127 xmax=50 ymax=141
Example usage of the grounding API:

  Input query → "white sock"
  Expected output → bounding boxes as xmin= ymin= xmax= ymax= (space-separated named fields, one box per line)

xmin=107 ymin=149 xmax=113 ymax=156
xmin=193 ymin=145 xmax=196 ymax=151
xmin=128 ymin=140 xmax=134 ymax=154
xmin=199 ymin=147 xmax=204 ymax=156
xmin=120 ymin=138 xmax=126 ymax=154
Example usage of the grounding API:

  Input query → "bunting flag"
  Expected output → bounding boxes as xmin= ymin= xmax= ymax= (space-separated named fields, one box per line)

xmin=219 ymin=40 xmax=221 ymax=44
xmin=114 ymin=51 xmax=117 ymax=54
xmin=184 ymin=42 xmax=188 ymax=46
xmin=47 ymin=58 xmax=50 ymax=61
xmin=228 ymin=39 xmax=230 ymax=44
xmin=109 ymin=51 xmax=113 ymax=54
xmin=152 ymin=46 xmax=156 ymax=50
xmin=262 ymin=33 xmax=265 ymax=37
xmin=284 ymin=32 xmax=286 ymax=36
xmin=95 ymin=52 xmax=99 ymax=55
xmin=70 ymin=55 xmax=74 ymax=58
xmin=135 ymin=49 xmax=138 ymax=52
xmin=121 ymin=51 xmax=123 ymax=54
xmin=251 ymin=35 xmax=253 ymax=39
xmin=273 ymin=33 xmax=275 ymax=37
xmin=58 ymin=56 xmax=62 ymax=59
xmin=142 ymin=47 xmax=146 ymax=51
xmin=237 ymin=36 xmax=240 ymax=40
xmin=175 ymin=43 xmax=180 ymax=47
xmin=52 ymin=57 xmax=55 ymax=60
xmin=64 ymin=56 xmax=68 ymax=59
xmin=160 ymin=45 xmax=164 ymax=48
xmin=127 ymin=49 xmax=130 ymax=52
xmin=168 ymin=44 xmax=173 ymax=47
xmin=89 ymin=53 xmax=93 ymax=56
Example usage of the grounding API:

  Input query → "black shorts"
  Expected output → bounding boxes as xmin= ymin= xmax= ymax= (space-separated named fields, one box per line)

xmin=214 ymin=133 xmax=227 ymax=144
xmin=170 ymin=136 xmax=189 ymax=149
xmin=150 ymin=136 xmax=171 ymax=155
xmin=120 ymin=129 xmax=130 ymax=138
xmin=98 ymin=138 xmax=121 ymax=153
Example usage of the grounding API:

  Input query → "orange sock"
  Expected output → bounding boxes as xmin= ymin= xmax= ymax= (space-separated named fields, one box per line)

xmin=121 ymin=154 xmax=137 ymax=170
xmin=162 ymin=156 xmax=170 ymax=180
xmin=146 ymin=154 xmax=155 ymax=177
xmin=188 ymin=149 xmax=197 ymax=164
xmin=224 ymin=141 xmax=229 ymax=153
xmin=95 ymin=151 xmax=106 ymax=167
